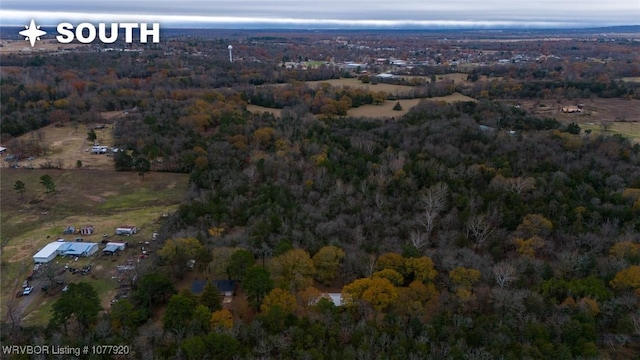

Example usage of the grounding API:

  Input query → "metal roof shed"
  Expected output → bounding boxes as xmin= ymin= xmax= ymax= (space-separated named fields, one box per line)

xmin=102 ymin=244 xmax=123 ymax=255
xmin=33 ymin=242 xmax=63 ymax=263
xmin=61 ymin=242 xmax=99 ymax=257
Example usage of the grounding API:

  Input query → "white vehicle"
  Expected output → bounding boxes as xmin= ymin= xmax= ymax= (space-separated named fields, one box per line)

xmin=23 ymin=286 xmax=33 ymax=296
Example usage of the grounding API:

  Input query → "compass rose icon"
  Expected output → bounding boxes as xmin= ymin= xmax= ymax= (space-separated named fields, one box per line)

xmin=19 ymin=19 xmax=47 ymax=47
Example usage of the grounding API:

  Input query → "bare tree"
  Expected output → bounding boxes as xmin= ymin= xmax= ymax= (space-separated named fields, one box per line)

xmin=40 ymin=262 xmax=61 ymax=289
xmin=466 ymin=214 xmax=494 ymax=252
xmin=505 ymin=177 xmax=536 ymax=196
xmin=491 ymin=175 xmax=535 ymax=196
xmin=408 ymin=230 xmax=427 ymax=252
xmin=492 ymin=262 xmax=517 ymax=289
xmin=358 ymin=253 xmax=377 ymax=278
xmin=374 ymin=190 xmax=385 ymax=210
xmin=418 ymin=183 xmax=449 ymax=242
xmin=630 ymin=311 xmax=640 ymax=337
xmin=606 ymin=334 xmax=631 ymax=360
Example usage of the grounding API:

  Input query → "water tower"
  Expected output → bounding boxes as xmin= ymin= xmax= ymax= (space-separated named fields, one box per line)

xmin=228 ymin=45 xmax=233 ymax=62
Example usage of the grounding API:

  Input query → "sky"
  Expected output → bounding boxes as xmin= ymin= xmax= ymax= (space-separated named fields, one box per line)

xmin=1 ymin=0 xmax=638 ymax=29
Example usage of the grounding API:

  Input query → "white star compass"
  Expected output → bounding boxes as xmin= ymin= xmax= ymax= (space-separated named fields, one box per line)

xmin=19 ymin=19 xmax=47 ymax=47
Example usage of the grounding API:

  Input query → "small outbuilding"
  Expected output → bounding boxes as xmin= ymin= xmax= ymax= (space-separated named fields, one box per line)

xmin=115 ymin=226 xmax=137 ymax=236
xmin=310 ymin=293 xmax=344 ymax=307
xmin=102 ymin=242 xmax=127 ymax=255
xmin=80 ymin=225 xmax=94 ymax=235
xmin=102 ymin=244 xmax=119 ymax=255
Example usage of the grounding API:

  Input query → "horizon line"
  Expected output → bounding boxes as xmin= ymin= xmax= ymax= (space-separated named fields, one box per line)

xmin=1 ymin=10 xmax=638 ymax=30
xmin=2 ymin=23 xmax=639 ymax=31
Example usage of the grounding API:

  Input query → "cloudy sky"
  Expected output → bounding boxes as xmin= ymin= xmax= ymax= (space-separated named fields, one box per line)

xmin=1 ymin=0 xmax=638 ymax=28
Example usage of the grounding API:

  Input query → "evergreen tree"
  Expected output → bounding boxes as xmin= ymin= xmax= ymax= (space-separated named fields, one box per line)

xmin=200 ymin=281 xmax=222 ymax=312
xmin=13 ymin=180 xmax=26 ymax=200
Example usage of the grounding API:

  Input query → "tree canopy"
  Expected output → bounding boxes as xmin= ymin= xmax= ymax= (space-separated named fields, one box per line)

xmin=50 ymin=282 xmax=101 ymax=334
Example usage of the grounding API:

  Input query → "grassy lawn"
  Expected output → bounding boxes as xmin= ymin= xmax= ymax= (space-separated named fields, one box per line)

xmin=579 ymin=122 xmax=640 ymax=142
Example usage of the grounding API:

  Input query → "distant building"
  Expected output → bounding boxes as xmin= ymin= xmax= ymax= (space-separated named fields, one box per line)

xmin=562 ymin=106 xmax=582 ymax=113
xmin=375 ymin=73 xmax=397 ymax=79
xmin=343 ymin=62 xmax=366 ymax=72
xmin=479 ymin=125 xmax=496 ymax=132
xmin=115 ymin=226 xmax=137 ymax=236
xmin=310 ymin=293 xmax=344 ymax=307
xmin=102 ymin=242 xmax=127 ymax=255
xmin=91 ymin=146 xmax=109 ymax=154
xmin=80 ymin=225 xmax=94 ymax=235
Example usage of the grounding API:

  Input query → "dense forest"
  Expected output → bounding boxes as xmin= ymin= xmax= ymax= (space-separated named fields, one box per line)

xmin=2 ymin=30 xmax=640 ymax=359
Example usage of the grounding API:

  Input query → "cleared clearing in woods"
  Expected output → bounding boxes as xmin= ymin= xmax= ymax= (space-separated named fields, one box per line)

xmin=0 ymin=167 xmax=189 ymax=323
xmin=248 ymin=92 xmax=477 ymax=119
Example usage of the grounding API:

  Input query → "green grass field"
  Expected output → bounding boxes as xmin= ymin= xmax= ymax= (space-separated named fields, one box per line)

xmin=579 ymin=122 xmax=640 ymax=142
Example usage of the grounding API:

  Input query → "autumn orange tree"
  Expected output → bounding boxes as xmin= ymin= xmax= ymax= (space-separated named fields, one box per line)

xmin=375 ymin=252 xmax=437 ymax=286
xmin=609 ymin=242 xmax=640 ymax=263
xmin=373 ymin=268 xmax=404 ymax=286
xmin=269 ymin=248 xmax=316 ymax=292
xmin=449 ymin=267 xmax=482 ymax=302
xmin=396 ymin=280 xmax=440 ymax=319
xmin=342 ymin=277 xmax=398 ymax=312
xmin=297 ymin=286 xmax=322 ymax=310
xmin=312 ymin=245 xmax=345 ymax=286
xmin=259 ymin=288 xmax=298 ymax=332
xmin=375 ymin=253 xmax=404 ymax=274
xmin=610 ymin=265 xmax=640 ymax=295
xmin=260 ymin=288 xmax=297 ymax=314
xmin=210 ymin=309 xmax=234 ymax=329
xmin=158 ymin=237 xmax=210 ymax=277
xmin=512 ymin=214 xmax=553 ymax=258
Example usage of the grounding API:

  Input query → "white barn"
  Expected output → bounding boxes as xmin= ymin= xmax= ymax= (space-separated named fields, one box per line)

xmin=33 ymin=242 xmax=63 ymax=263
xmin=115 ymin=226 xmax=137 ymax=236
xmin=106 ymin=242 xmax=127 ymax=251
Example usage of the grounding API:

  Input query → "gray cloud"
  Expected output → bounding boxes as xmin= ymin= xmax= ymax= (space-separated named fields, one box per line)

xmin=1 ymin=0 xmax=638 ymax=27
